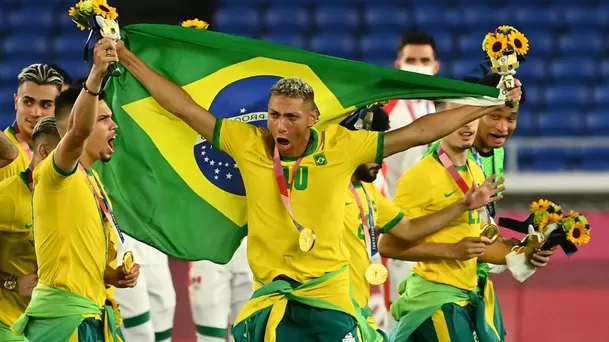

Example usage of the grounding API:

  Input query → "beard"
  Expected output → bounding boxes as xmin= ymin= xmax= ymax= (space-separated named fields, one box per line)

xmin=354 ymin=164 xmax=379 ymax=183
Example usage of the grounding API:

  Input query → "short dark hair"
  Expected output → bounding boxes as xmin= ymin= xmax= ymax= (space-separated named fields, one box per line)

xmin=54 ymin=85 xmax=105 ymax=123
xmin=472 ymin=73 xmax=526 ymax=105
xmin=32 ymin=116 xmax=60 ymax=146
xmin=398 ymin=32 xmax=438 ymax=59
xmin=48 ymin=63 xmax=73 ymax=85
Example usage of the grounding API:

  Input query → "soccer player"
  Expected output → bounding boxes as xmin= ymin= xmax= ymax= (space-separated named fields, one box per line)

xmin=341 ymin=110 xmax=503 ymax=342
xmin=11 ymin=38 xmax=139 ymax=342
xmin=189 ymin=239 xmax=252 ymax=342
xmin=0 ymin=117 xmax=60 ymax=342
xmin=116 ymin=40 xmax=521 ymax=341
xmin=379 ymin=105 xmax=552 ymax=342
xmin=48 ymin=63 xmax=73 ymax=92
xmin=114 ymin=234 xmax=177 ymax=342
xmin=0 ymin=64 xmax=63 ymax=182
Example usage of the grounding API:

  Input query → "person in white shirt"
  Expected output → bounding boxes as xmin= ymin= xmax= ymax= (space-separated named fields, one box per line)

xmin=380 ymin=32 xmax=442 ymax=327
xmin=114 ymin=235 xmax=176 ymax=342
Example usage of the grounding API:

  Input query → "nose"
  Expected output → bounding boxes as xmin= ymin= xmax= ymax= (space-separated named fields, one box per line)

xmin=496 ymin=120 xmax=508 ymax=133
xmin=31 ymin=105 xmax=43 ymax=117
xmin=276 ymin=117 xmax=288 ymax=133
xmin=109 ymin=118 xmax=118 ymax=131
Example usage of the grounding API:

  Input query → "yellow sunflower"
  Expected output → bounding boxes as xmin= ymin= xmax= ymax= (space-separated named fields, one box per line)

xmin=485 ymin=33 xmax=509 ymax=59
xmin=568 ymin=210 xmax=580 ymax=218
xmin=530 ymin=199 xmax=551 ymax=212
xmin=497 ymin=25 xmax=515 ymax=34
xmin=93 ymin=0 xmax=118 ymax=20
xmin=547 ymin=213 xmax=562 ymax=224
xmin=566 ymin=222 xmax=591 ymax=246
xmin=508 ymin=31 xmax=529 ymax=56
xmin=181 ymin=18 xmax=209 ymax=30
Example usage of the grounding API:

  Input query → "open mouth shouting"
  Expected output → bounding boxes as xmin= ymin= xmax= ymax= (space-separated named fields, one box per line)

xmin=489 ymin=133 xmax=508 ymax=146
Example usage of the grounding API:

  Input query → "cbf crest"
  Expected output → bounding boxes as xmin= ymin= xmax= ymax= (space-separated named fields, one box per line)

xmin=193 ymin=76 xmax=282 ymax=196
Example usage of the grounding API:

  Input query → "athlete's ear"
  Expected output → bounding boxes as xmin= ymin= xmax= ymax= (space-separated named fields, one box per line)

xmin=38 ymin=143 xmax=50 ymax=160
xmin=308 ymin=110 xmax=318 ymax=128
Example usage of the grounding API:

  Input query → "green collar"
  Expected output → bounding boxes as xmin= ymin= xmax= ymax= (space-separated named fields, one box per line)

xmin=432 ymin=152 xmax=469 ymax=171
xmin=279 ymin=129 xmax=319 ymax=162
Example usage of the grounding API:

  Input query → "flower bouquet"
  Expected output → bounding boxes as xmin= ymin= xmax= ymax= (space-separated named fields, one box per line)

xmin=69 ymin=0 xmax=122 ymax=77
xmin=498 ymin=199 xmax=592 ymax=282
xmin=482 ymin=25 xmax=529 ymax=107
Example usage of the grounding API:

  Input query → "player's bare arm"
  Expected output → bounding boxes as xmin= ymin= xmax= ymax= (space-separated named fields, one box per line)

xmin=54 ymin=39 xmax=116 ymax=173
xmin=116 ymin=41 xmax=217 ymax=144
xmin=478 ymin=240 xmax=555 ymax=267
xmin=382 ymin=80 xmax=522 ymax=158
xmin=0 ymin=132 xmax=18 ymax=168
xmin=379 ymin=234 xmax=488 ymax=261
xmin=388 ymin=175 xmax=504 ymax=243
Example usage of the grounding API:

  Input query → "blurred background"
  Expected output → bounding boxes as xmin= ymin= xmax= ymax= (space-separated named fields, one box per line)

xmin=1 ymin=0 xmax=607 ymax=341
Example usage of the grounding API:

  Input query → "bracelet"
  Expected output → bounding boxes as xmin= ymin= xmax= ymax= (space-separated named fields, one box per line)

xmin=82 ymin=82 xmax=102 ymax=96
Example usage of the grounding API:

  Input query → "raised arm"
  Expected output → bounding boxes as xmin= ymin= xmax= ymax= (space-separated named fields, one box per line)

xmin=388 ymin=175 xmax=504 ymax=243
xmin=0 ymin=132 xmax=18 ymax=168
xmin=382 ymin=81 xmax=522 ymax=158
xmin=54 ymin=39 xmax=115 ymax=173
xmin=116 ymin=42 xmax=216 ymax=143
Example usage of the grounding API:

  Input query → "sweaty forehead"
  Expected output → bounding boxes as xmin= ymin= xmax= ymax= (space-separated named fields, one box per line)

xmin=18 ymin=81 xmax=59 ymax=101
xmin=268 ymin=95 xmax=310 ymax=114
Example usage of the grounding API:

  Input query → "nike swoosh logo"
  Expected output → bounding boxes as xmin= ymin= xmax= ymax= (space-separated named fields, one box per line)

xmin=25 ymin=223 xmax=33 ymax=229
xmin=345 ymin=202 xmax=353 ymax=206
xmin=444 ymin=191 xmax=457 ymax=198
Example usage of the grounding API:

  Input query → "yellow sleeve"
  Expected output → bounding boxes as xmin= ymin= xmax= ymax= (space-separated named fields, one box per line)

xmin=0 ymin=151 xmax=28 ymax=183
xmin=335 ymin=126 xmax=384 ymax=167
xmin=0 ymin=194 xmax=16 ymax=233
xmin=34 ymin=150 xmax=78 ymax=191
xmin=393 ymin=163 xmax=433 ymax=220
xmin=211 ymin=118 xmax=259 ymax=159
xmin=370 ymin=186 xmax=404 ymax=233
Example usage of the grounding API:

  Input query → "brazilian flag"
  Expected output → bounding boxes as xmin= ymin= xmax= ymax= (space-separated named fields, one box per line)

xmin=96 ymin=24 xmax=503 ymax=262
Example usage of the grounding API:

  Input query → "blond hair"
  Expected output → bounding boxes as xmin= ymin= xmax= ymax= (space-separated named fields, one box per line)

xmin=18 ymin=63 xmax=64 ymax=92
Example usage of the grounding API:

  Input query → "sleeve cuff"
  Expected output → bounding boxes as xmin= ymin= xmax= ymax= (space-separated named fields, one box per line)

xmin=52 ymin=155 xmax=78 ymax=177
xmin=211 ymin=118 xmax=223 ymax=151
xmin=375 ymin=132 xmax=385 ymax=164
xmin=378 ymin=211 xmax=405 ymax=233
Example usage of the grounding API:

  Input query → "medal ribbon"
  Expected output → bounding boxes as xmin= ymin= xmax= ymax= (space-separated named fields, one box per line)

xmin=438 ymin=147 xmax=494 ymax=222
xmin=272 ymin=138 xmax=312 ymax=233
xmin=470 ymin=147 xmax=497 ymax=218
xmin=8 ymin=122 xmax=33 ymax=159
xmin=79 ymin=166 xmax=125 ymax=245
xmin=348 ymin=182 xmax=378 ymax=259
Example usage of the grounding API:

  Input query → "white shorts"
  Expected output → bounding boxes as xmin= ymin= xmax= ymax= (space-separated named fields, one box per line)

xmin=114 ymin=239 xmax=176 ymax=341
xmin=189 ymin=239 xmax=252 ymax=340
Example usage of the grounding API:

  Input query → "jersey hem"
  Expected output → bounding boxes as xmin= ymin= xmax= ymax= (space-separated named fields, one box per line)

xmin=378 ymin=211 xmax=404 ymax=233
xmin=375 ymin=132 xmax=384 ymax=164
xmin=52 ymin=155 xmax=78 ymax=177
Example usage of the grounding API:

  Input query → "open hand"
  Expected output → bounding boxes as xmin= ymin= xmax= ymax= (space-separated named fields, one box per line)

xmin=17 ymin=273 xmax=38 ymax=297
xmin=463 ymin=175 xmax=505 ymax=210
xmin=450 ymin=236 xmax=492 ymax=261
xmin=105 ymin=263 xmax=140 ymax=288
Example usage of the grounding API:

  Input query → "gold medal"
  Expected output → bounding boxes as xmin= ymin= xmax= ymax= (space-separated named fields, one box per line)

xmin=298 ymin=228 xmax=316 ymax=252
xmin=365 ymin=263 xmax=388 ymax=285
xmin=121 ymin=251 xmax=135 ymax=274
xmin=481 ymin=223 xmax=500 ymax=243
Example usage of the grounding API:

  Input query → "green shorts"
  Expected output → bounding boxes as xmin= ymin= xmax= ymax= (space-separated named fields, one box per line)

xmin=233 ymin=300 xmax=360 ymax=342
xmin=73 ymin=318 xmax=126 ymax=342
xmin=377 ymin=329 xmax=389 ymax=342
xmin=0 ymin=320 xmax=23 ymax=342
xmin=410 ymin=303 xmax=475 ymax=342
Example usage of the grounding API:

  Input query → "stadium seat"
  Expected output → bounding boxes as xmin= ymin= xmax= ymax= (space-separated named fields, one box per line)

xmin=261 ymin=34 xmax=307 ymax=50
xmin=457 ymin=32 xmax=485 ymax=55
xmin=7 ymin=9 xmax=54 ymax=33
xmin=593 ymin=86 xmax=609 ymax=107
xmin=433 ymin=32 xmax=455 ymax=58
xmin=55 ymin=59 xmax=91 ymax=81
xmin=518 ymin=147 xmax=572 ymax=171
xmin=359 ymin=32 xmax=400 ymax=58
xmin=512 ymin=107 xmax=537 ymax=137
xmin=413 ymin=8 xmax=462 ymax=29
xmin=363 ymin=6 xmax=410 ymax=31
xmin=215 ymin=7 xmax=260 ymax=36
xmin=544 ymin=85 xmax=589 ymax=108
xmin=3 ymin=35 xmax=48 ymax=58
xmin=451 ymin=58 xmax=483 ymax=79
xmin=559 ymin=32 xmax=603 ymax=56
xmin=525 ymin=31 xmax=555 ymax=57
xmin=585 ymin=111 xmax=609 ymax=136
xmin=536 ymin=110 xmax=584 ymax=137
xmin=564 ymin=7 xmax=609 ymax=29
xmin=519 ymin=57 xmax=547 ymax=81
xmin=309 ymin=33 xmax=356 ymax=59
xmin=314 ymin=6 xmax=359 ymax=32
xmin=53 ymin=34 xmax=90 ymax=56
xmin=512 ymin=7 xmax=562 ymax=28
xmin=461 ymin=8 xmax=511 ymax=28
xmin=360 ymin=57 xmax=395 ymax=68
xmin=264 ymin=7 xmax=309 ymax=33
xmin=577 ymin=147 xmax=609 ymax=171
xmin=550 ymin=58 xmax=596 ymax=82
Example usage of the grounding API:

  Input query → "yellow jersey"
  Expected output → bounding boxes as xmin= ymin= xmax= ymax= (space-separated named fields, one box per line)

xmin=393 ymin=153 xmax=485 ymax=291
xmin=0 ymin=127 xmax=31 ymax=182
xmin=344 ymin=181 xmax=403 ymax=308
xmin=33 ymin=151 xmax=110 ymax=307
xmin=213 ymin=119 xmax=384 ymax=284
xmin=0 ymin=171 xmax=36 ymax=326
